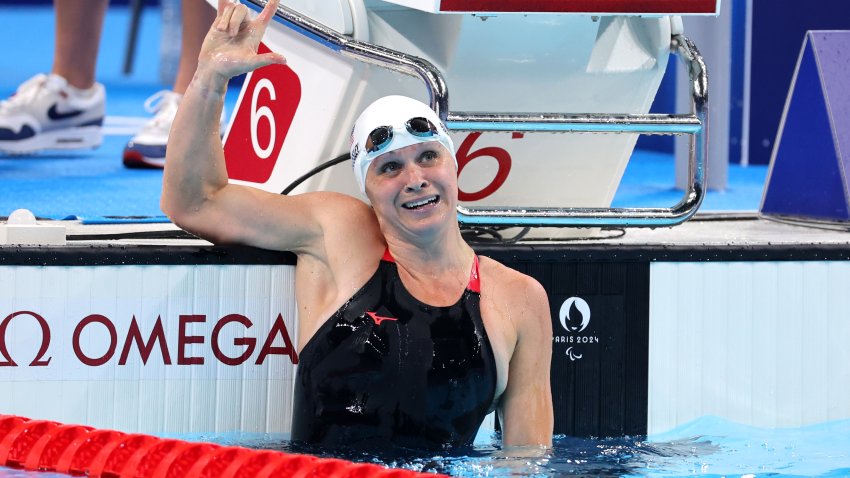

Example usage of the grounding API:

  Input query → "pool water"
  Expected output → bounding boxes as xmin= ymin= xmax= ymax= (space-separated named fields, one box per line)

xmin=2 ymin=416 xmax=849 ymax=477
xmin=174 ymin=416 xmax=850 ymax=477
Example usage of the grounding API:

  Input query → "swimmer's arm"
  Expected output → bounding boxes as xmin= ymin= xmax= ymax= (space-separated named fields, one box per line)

xmin=498 ymin=277 xmax=554 ymax=448
xmin=161 ymin=0 xmax=333 ymax=253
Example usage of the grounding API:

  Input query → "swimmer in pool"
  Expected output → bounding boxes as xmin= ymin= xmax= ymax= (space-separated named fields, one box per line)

xmin=161 ymin=0 xmax=553 ymax=450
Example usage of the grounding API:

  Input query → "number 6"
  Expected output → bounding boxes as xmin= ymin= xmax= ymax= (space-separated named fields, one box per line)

xmin=456 ymin=132 xmax=512 ymax=201
xmin=251 ymin=78 xmax=276 ymax=160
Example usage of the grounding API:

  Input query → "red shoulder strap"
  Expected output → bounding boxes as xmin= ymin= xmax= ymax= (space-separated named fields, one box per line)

xmin=381 ymin=248 xmax=395 ymax=262
xmin=468 ymin=255 xmax=481 ymax=293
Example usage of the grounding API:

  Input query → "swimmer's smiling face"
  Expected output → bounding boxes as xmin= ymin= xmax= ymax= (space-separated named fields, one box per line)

xmin=365 ymin=141 xmax=458 ymax=239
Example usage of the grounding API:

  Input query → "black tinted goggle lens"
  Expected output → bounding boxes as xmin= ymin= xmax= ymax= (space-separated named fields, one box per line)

xmin=406 ymin=117 xmax=437 ymax=136
xmin=365 ymin=126 xmax=392 ymax=153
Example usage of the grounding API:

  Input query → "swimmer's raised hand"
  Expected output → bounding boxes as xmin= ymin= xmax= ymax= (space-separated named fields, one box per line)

xmin=197 ymin=0 xmax=286 ymax=84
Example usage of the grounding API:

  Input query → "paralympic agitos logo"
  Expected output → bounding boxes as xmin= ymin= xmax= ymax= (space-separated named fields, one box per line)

xmin=0 ymin=311 xmax=298 ymax=367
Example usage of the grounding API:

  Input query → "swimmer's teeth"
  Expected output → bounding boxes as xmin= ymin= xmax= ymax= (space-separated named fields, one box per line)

xmin=404 ymin=196 xmax=438 ymax=209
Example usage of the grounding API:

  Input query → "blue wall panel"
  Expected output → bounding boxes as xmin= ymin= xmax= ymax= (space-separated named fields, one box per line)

xmin=727 ymin=0 xmax=747 ymax=164
xmin=749 ymin=0 xmax=850 ymax=165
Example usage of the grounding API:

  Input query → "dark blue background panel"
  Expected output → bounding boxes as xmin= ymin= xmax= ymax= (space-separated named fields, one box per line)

xmin=749 ymin=0 xmax=850 ymax=166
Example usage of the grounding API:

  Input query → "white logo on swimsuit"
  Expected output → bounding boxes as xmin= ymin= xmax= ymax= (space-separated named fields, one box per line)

xmin=559 ymin=297 xmax=590 ymax=333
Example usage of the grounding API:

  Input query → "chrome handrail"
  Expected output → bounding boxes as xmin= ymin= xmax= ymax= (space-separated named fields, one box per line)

xmin=245 ymin=0 xmax=709 ymax=227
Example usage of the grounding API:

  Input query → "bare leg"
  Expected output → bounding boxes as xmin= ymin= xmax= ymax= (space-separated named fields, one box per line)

xmin=172 ymin=0 xmax=217 ymax=94
xmin=52 ymin=0 xmax=110 ymax=89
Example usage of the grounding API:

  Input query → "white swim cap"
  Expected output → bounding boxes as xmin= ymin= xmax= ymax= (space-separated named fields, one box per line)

xmin=350 ymin=96 xmax=455 ymax=193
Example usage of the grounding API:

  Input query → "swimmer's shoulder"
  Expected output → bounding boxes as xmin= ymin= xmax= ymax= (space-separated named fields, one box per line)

xmin=297 ymin=190 xmax=383 ymax=253
xmin=479 ymin=257 xmax=550 ymax=324
xmin=478 ymin=257 xmax=544 ymax=293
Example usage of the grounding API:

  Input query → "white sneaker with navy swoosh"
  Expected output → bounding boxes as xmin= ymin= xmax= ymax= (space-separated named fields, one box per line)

xmin=122 ymin=90 xmax=181 ymax=169
xmin=123 ymin=90 xmax=225 ymax=169
xmin=0 ymin=73 xmax=105 ymax=154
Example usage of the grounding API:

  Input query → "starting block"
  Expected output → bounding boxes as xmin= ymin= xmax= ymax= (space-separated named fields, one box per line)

xmin=219 ymin=0 xmax=717 ymax=228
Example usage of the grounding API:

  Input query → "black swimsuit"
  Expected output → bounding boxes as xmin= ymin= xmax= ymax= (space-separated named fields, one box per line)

xmin=291 ymin=249 xmax=497 ymax=450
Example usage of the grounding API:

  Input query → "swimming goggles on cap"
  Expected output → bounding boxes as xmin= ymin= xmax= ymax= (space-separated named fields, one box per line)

xmin=364 ymin=117 xmax=440 ymax=154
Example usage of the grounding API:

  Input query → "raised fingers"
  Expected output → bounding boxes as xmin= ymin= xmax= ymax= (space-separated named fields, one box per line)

xmin=216 ymin=1 xmax=236 ymax=32
xmin=229 ymin=5 xmax=248 ymax=36
xmin=256 ymin=0 xmax=280 ymax=28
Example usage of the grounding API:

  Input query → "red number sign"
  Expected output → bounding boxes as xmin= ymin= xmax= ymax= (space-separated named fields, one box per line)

xmin=223 ymin=43 xmax=302 ymax=183
xmin=456 ymin=132 xmax=513 ymax=201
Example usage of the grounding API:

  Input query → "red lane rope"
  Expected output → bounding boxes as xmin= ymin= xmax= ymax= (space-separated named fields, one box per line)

xmin=0 ymin=415 xmax=447 ymax=478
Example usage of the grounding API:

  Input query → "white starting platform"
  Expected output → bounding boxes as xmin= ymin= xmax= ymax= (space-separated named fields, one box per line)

xmin=220 ymin=0 xmax=714 ymax=232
